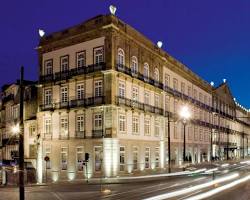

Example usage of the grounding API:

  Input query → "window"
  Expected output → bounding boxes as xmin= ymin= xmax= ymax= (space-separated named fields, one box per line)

xmin=194 ymin=126 xmax=198 ymax=141
xmin=155 ymin=147 xmax=160 ymax=168
xmin=94 ymin=80 xmax=103 ymax=97
xmin=60 ymin=117 xmax=68 ymax=138
xmin=94 ymin=113 xmax=102 ymax=130
xmin=45 ymin=118 xmax=51 ymax=135
xmin=131 ymin=56 xmax=138 ymax=74
xmin=61 ymin=147 xmax=68 ymax=170
xmin=119 ymin=114 xmax=126 ymax=132
xmin=144 ymin=63 xmax=149 ymax=79
xmin=76 ymin=147 xmax=84 ymax=171
xmin=117 ymin=48 xmax=125 ymax=66
xmin=45 ymin=145 xmax=51 ymax=169
xmin=76 ymin=115 xmax=84 ymax=132
xmin=164 ymin=74 xmax=170 ymax=87
xmin=188 ymin=126 xmax=192 ymax=140
xmin=181 ymin=82 xmax=185 ymax=94
xmin=76 ymin=51 xmax=86 ymax=68
xmin=61 ymin=87 xmax=68 ymax=103
xmin=132 ymin=115 xmax=139 ymax=134
xmin=44 ymin=89 xmax=52 ymax=105
xmin=120 ymin=146 xmax=125 ymax=171
xmin=144 ymin=118 xmax=151 ymax=136
xmin=29 ymin=125 xmax=36 ymax=137
xmin=44 ymin=60 xmax=53 ymax=75
xmin=199 ymin=128 xmax=203 ymax=141
xmin=144 ymin=91 xmax=150 ymax=105
xmin=174 ymin=100 xmax=178 ymax=113
xmin=132 ymin=86 xmax=139 ymax=101
xmin=133 ymin=147 xmax=138 ymax=170
xmin=61 ymin=56 xmax=69 ymax=72
xmin=204 ymin=95 xmax=207 ymax=105
xmin=119 ymin=81 xmax=125 ymax=97
xmin=174 ymin=124 xmax=178 ymax=139
xmin=77 ymin=83 xmax=84 ymax=100
xmin=155 ymin=94 xmax=160 ymax=107
xmin=94 ymin=146 xmax=102 ymax=172
xmin=199 ymin=93 xmax=203 ymax=103
xmin=173 ymin=78 xmax=178 ymax=90
xmin=188 ymin=86 xmax=192 ymax=97
xmin=154 ymin=68 xmax=159 ymax=82
xmin=145 ymin=147 xmax=150 ymax=169
xmin=94 ymin=47 xmax=104 ymax=64
xmin=165 ymin=95 xmax=170 ymax=111
xmin=193 ymin=89 xmax=197 ymax=100
xmin=29 ymin=145 xmax=36 ymax=158
xmin=155 ymin=119 xmax=160 ymax=137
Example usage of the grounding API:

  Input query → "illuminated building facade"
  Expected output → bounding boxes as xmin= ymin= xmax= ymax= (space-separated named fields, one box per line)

xmin=35 ymin=14 xmax=250 ymax=182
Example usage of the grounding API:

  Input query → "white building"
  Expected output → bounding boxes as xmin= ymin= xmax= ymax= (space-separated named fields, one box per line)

xmin=35 ymin=14 xmax=250 ymax=182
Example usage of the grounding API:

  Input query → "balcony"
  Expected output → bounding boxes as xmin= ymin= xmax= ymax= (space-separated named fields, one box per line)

xmin=59 ymin=134 xmax=69 ymax=140
xmin=92 ymin=130 xmax=103 ymax=138
xmin=85 ymin=62 xmax=106 ymax=73
xmin=84 ymin=96 xmax=104 ymax=106
xmin=55 ymin=70 xmax=70 ymax=81
xmin=39 ymin=74 xmax=54 ymax=83
xmin=44 ymin=133 xmax=52 ymax=140
xmin=40 ymin=104 xmax=54 ymax=111
xmin=154 ymin=107 xmax=163 ymax=115
xmin=75 ymin=131 xmax=85 ymax=138
xmin=144 ymin=104 xmax=155 ymax=113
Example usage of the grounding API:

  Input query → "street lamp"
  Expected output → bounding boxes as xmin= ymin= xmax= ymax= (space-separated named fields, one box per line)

xmin=179 ymin=105 xmax=191 ymax=164
xmin=12 ymin=124 xmax=20 ymax=134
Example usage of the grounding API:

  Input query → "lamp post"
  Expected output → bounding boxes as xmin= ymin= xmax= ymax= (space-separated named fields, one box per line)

xmin=167 ymin=113 xmax=171 ymax=173
xmin=179 ymin=106 xmax=191 ymax=164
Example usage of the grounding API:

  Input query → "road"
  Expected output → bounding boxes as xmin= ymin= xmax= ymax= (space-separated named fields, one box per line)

xmin=1 ymin=161 xmax=250 ymax=200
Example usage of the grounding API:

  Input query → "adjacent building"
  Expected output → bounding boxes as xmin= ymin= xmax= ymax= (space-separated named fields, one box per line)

xmin=0 ymin=81 xmax=38 ymax=168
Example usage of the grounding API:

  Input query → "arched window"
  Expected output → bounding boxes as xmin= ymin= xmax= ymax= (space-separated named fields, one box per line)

xmin=154 ymin=68 xmax=159 ymax=82
xmin=143 ymin=63 xmax=149 ymax=80
xmin=131 ymin=56 xmax=138 ymax=74
xmin=117 ymin=48 xmax=125 ymax=66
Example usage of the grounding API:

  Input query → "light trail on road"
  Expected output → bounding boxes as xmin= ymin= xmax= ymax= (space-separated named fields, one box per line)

xmin=185 ymin=174 xmax=250 ymax=200
xmin=143 ymin=173 xmax=239 ymax=200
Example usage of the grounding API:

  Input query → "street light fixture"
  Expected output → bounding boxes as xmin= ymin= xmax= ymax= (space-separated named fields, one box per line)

xmin=179 ymin=105 xmax=191 ymax=165
xmin=12 ymin=124 xmax=20 ymax=135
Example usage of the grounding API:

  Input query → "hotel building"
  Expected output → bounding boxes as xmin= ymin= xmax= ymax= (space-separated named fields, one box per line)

xmin=35 ymin=14 xmax=250 ymax=182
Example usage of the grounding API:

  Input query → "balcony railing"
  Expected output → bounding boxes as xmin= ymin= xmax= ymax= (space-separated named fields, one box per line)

xmin=44 ymin=133 xmax=52 ymax=140
xmin=40 ymin=104 xmax=54 ymax=111
xmin=75 ymin=131 xmax=85 ymax=138
xmin=59 ymin=134 xmax=69 ymax=140
xmin=39 ymin=62 xmax=106 ymax=83
xmin=92 ymin=130 xmax=103 ymax=138
xmin=115 ymin=63 xmax=238 ymax=121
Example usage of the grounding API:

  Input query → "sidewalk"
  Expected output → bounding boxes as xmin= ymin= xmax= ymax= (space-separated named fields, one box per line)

xmin=1 ymin=158 xmax=248 ymax=187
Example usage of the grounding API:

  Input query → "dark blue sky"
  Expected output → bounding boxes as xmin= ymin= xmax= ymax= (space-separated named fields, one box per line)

xmin=0 ymin=0 xmax=249 ymax=107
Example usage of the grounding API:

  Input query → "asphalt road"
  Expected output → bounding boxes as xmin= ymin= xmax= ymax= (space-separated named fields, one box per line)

xmin=1 ymin=162 xmax=250 ymax=200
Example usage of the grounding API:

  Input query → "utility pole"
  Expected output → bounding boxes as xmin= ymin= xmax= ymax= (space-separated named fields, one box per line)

xmin=19 ymin=66 xmax=25 ymax=200
xmin=183 ymin=122 xmax=186 ymax=163
xmin=167 ymin=113 xmax=171 ymax=173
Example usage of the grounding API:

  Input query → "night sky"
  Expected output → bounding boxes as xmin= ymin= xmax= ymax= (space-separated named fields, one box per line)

xmin=0 ymin=1 xmax=249 ymax=107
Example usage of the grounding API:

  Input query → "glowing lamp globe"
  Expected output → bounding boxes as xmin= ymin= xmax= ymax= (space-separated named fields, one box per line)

xmin=109 ymin=5 xmax=117 ymax=15
xmin=39 ymin=29 xmax=45 ymax=37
